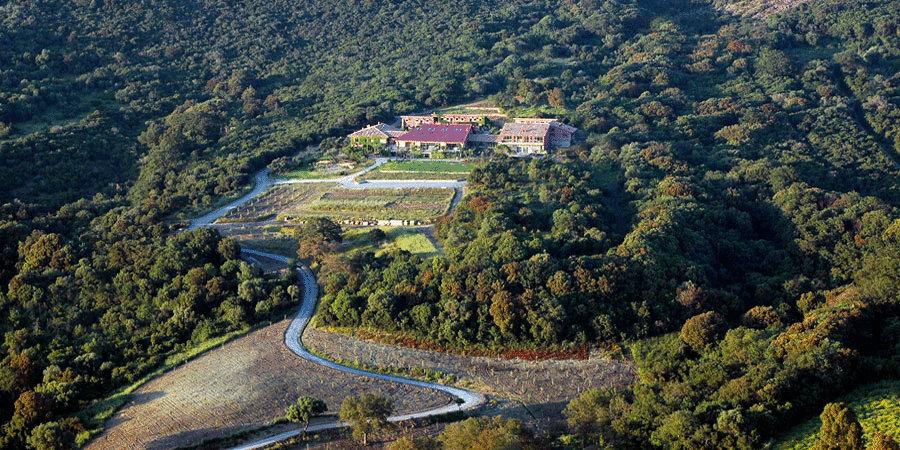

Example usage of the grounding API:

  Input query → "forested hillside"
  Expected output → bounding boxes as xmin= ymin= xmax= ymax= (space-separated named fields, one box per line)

xmin=0 ymin=0 xmax=898 ymax=448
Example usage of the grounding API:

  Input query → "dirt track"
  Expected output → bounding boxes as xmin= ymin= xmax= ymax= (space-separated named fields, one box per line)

xmin=87 ymin=320 xmax=451 ymax=450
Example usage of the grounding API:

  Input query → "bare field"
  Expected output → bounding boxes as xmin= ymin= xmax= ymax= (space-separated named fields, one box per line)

xmin=303 ymin=328 xmax=635 ymax=429
xmin=86 ymin=320 xmax=452 ymax=450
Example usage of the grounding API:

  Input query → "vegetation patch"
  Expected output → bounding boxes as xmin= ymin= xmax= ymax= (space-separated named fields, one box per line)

xmin=773 ymin=379 xmax=900 ymax=449
xmin=75 ymin=327 xmax=254 ymax=445
xmin=280 ymin=187 xmax=455 ymax=223
xmin=341 ymin=227 xmax=440 ymax=258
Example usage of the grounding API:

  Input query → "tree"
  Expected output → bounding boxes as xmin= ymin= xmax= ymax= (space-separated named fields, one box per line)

xmin=285 ymin=396 xmax=326 ymax=430
xmin=868 ymin=432 xmax=899 ymax=450
xmin=439 ymin=416 xmax=536 ymax=450
xmin=741 ymin=305 xmax=781 ymax=329
xmin=680 ymin=311 xmax=727 ymax=352
xmin=548 ymin=88 xmax=566 ymax=108
xmin=26 ymin=421 xmax=75 ymax=450
xmin=297 ymin=217 xmax=343 ymax=261
xmin=813 ymin=403 xmax=864 ymax=450
xmin=339 ymin=393 xmax=393 ymax=445
xmin=756 ymin=48 xmax=793 ymax=77
xmin=387 ymin=435 xmax=439 ymax=450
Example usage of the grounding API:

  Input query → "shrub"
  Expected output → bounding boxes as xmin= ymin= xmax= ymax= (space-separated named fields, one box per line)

xmin=285 ymin=396 xmax=327 ymax=429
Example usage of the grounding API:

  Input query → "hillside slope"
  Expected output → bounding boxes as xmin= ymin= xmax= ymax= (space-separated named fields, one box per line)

xmin=0 ymin=0 xmax=897 ymax=448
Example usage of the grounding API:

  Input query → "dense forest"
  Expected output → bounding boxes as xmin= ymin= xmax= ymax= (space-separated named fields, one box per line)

xmin=1 ymin=0 xmax=898 ymax=447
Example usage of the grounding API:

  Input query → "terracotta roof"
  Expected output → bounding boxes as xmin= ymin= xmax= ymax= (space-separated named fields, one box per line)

xmin=397 ymin=124 xmax=473 ymax=144
xmin=499 ymin=122 xmax=551 ymax=138
xmin=349 ymin=123 xmax=399 ymax=139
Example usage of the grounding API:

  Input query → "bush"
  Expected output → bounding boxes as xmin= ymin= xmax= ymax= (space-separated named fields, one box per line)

xmin=285 ymin=396 xmax=327 ymax=429
xmin=387 ymin=435 xmax=439 ymax=450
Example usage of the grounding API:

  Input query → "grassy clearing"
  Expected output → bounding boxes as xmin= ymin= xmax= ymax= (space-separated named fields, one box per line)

xmin=502 ymin=105 xmax=568 ymax=118
xmin=340 ymin=227 xmax=440 ymax=258
xmin=773 ymin=379 xmax=900 ymax=449
xmin=75 ymin=327 xmax=253 ymax=445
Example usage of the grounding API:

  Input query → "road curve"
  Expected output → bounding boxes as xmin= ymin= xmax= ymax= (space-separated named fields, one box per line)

xmin=183 ymin=162 xmax=483 ymax=449
xmin=229 ymin=249 xmax=484 ymax=450
xmin=188 ymin=169 xmax=275 ymax=231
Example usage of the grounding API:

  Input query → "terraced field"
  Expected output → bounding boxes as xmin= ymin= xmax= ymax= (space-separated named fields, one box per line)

xmin=221 ymin=183 xmax=334 ymax=223
xmin=280 ymin=187 xmax=454 ymax=223
xmin=221 ymin=183 xmax=455 ymax=225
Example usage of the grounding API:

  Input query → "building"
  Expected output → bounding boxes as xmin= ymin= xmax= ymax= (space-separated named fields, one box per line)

xmin=394 ymin=124 xmax=473 ymax=155
xmin=498 ymin=122 xmax=552 ymax=155
xmin=348 ymin=114 xmax=577 ymax=157
xmin=400 ymin=115 xmax=436 ymax=130
xmin=513 ymin=118 xmax=577 ymax=148
xmin=348 ymin=123 xmax=403 ymax=147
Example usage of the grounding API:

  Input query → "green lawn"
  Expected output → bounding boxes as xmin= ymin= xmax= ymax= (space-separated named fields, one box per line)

xmin=377 ymin=160 xmax=476 ymax=173
xmin=362 ymin=160 xmax=476 ymax=181
xmin=773 ymin=379 xmax=900 ymax=449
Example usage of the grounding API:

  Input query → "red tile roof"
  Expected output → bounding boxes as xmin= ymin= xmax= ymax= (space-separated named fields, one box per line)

xmin=397 ymin=124 xmax=473 ymax=144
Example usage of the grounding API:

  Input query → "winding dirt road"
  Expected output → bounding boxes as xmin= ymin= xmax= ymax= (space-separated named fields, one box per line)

xmin=229 ymin=250 xmax=483 ymax=450
xmin=184 ymin=162 xmax=483 ymax=449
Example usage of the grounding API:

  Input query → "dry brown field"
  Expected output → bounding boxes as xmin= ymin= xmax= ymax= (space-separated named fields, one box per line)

xmin=303 ymin=328 xmax=635 ymax=430
xmin=86 ymin=320 xmax=451 ymax=450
